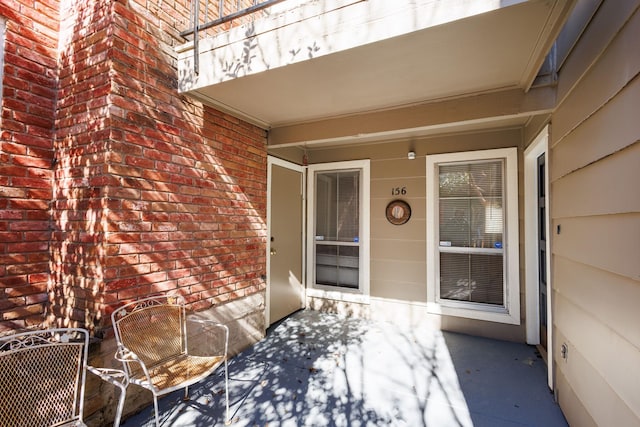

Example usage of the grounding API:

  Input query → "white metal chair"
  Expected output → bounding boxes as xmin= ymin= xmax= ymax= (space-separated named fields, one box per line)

xmin=0 ymin=328 xmax=91 ymax=427
xmin=110 ymin=295 xmax=229 ymax=426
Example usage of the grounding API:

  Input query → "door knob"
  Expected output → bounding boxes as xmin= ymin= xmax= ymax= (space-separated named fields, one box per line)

xmin=270 ymin=247 xmax=277 ymax=255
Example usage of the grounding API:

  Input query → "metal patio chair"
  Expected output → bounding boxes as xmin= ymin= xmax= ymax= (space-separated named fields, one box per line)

xmin=0 ymin=328 xmax=92 ymax=427
xmin=110 ymin=295 xmax=229 ymax=427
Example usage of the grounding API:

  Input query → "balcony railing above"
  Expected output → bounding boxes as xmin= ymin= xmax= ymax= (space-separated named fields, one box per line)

xmin=181 ymin=0 xmax=288 ymax=74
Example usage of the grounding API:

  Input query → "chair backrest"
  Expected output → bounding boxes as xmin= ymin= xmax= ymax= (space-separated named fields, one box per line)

xmin=0 ymin=328 xmax=89 ymax=427
xmin=112 ymin=295 xmax=187 ymax=378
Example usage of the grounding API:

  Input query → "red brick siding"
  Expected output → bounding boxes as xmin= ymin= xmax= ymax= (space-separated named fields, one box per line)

xmin=101 ymin=0 xmax=267 ymax=323
xmin=2 ymin=0 xmax=268 ymax=333
xmin=0 ymin=0 xmax=59 ymax=332
xmin=47 ymin=0 xmax=267 ymax=334
xmin=47 ymin=0 xmax=113 ymax=332
xmin=191 ymin=0 xmax=272 ymax=37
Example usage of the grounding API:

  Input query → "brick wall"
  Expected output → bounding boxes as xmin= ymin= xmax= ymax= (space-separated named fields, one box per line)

xmin=2 ymin=0 xmax=268 ymax=335
xmin=89 ymin=1 xmax=267 ymax=423
xmin=102 ymin=0 xmax=267 ymax=330
xmin=47 ymin=0 xmax=268 ymax=336
xmin=191 ymin=0 xmax=273 ymax=38
xmin=0 ymin=0 xmax=59 ymax=332
xmin=47 ymin=0 xmax=112 ymax=332
xmin=2 ymin=0 xmax=267 ymax=423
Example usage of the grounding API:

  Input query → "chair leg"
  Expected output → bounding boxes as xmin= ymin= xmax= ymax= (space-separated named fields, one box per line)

xmin=86 ymin=367 xmax=128 ymax=427
xmin=183 ymin=384 xmax=190 ymax=401
xmin=224 ymin=358 xmax=230 ymax=425
xmin=113 ymin=382 xmax=127 ymax=427
xmin=153 ymin=395 xmax=160 ymax=427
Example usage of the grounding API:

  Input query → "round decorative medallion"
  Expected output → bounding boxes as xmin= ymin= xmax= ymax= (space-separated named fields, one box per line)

xmin=385 ymin=199 xmax=411 ymax=225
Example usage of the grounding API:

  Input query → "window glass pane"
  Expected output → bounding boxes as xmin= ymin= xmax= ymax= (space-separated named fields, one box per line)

xmin=314 ymin=169 xmax=361 ymax=290
xmin=428 ymin=148 xmax=518 ymax=323
xmin=439 ymin=160 xmax=503 ymax=249
xmin=439 ymin=198 xmax=471 ymax=247
xmin=315 ymin=245 xmax=359 ymax=289
xmin=439 ymin=161 xmax=503 ymax=197
xmin=440 ymin=253 xmax=504 ymax=305
xmin=315 ymin=171 xmax=359 ymax=242
xmin=438 ymin=159 xmax=505 ymax=307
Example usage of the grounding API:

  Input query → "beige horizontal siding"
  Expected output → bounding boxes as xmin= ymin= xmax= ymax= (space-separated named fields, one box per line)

xmin=554 ymin=0 xmax=640 ymax=141
xmin=555 ymin=367 xmax=598 ymax=427
xmin=552 ymin=213 xmax=640 ymax=280
xmin=555 ymin=256 xmax=640 ymax=352
xmin=371 ymin=258 xmax=425 ymax=284
xmin=555 ymin=326 xmax=634 ymax=427
xmin=554 ymin=298 xmax=640 ymax=424
xmin=370 ymin=277 xmax=427 ymax=301
xmin=370 ymin=217 xmax=426 ymax=241
xmin=371 ymin=158 xmax=425 ymax=180
xmin=370 ymin=239 xmax=425 ymax=261
xmin=551 ymin=4 xmax=640 ymax=426
xmin=551 ymin=76 xmax=640 ymax=181
xmin=551 ymin=142 xmax=640 ymax=218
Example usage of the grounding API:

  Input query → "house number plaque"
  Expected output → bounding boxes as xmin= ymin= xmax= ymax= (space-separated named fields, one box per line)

xmin=391 ymin=186 xmax=407 ymax=196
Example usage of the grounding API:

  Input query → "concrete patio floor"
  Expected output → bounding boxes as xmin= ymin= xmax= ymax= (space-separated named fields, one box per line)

xmin=122 ymin=309 xmax=567 ymax=427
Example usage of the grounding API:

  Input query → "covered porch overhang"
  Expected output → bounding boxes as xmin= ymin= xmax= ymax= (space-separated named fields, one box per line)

xmin=177 ymin=0 xmax=575 ymax=150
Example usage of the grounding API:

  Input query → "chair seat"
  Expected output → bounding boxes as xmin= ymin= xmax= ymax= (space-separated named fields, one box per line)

xmin=131 ymin=354 xmax=225 ymax=394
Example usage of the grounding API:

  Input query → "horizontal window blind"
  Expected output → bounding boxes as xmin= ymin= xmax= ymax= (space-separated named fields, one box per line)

xmin=440 ymin=252 xmax=503 ymax=305
xmin=315 ymin=245 xmax=359 ymax=289
xmin=314 ymin=170 xmax=360 ymax=289
xmin=438 ymin=160 xmax=505 ymax=306
xmin=315 ymin=171 xmax=359 ymax=242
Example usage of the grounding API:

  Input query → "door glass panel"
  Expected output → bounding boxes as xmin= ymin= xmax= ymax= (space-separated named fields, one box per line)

xmin=315 ymin=171 xmax=359 ymax=242
xmin=315 ymin=245 xmax=359 ymax=289
xmin=314 ymin=170 xmax=360 ymax=289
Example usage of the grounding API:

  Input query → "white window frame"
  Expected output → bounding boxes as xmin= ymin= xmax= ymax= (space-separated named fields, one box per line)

xmin=306 ymin=160 xmax=370 ymax=304
xmin=426 ymin=147 xmax=520 ymax=324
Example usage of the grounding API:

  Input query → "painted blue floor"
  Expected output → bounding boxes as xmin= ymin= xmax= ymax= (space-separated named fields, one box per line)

xmin=122 ymin=310 xmax=567 ymax=427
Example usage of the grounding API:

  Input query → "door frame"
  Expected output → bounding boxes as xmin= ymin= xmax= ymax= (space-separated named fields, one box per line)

xmin=266 ymin=156 xmax=306 ymax=326
xmin=524 ymin=125 xmax=552 ymax=389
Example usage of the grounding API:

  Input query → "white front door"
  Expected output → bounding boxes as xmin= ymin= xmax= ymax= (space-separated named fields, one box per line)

xmin=267 ymin=157 xmax=305 ymax=325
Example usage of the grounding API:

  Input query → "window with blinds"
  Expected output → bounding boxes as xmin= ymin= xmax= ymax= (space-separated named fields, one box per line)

xmin=314 ymin=170 xmax=360 ymax=289
xmin=438 ymin=160 xmax=504 ymax=305
xmin=426 ymin=148 xmax=520 ymax=325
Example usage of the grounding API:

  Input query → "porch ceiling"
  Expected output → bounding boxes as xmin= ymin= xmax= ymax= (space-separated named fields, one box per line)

xmin=177 ymin=0 xmax=575 ymax=146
